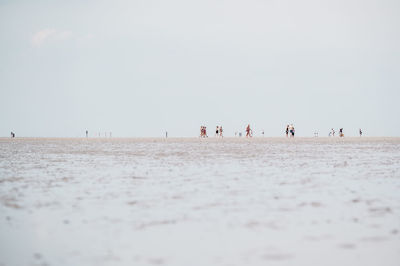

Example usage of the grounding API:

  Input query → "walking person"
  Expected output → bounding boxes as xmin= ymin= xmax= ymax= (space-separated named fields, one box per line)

xmin=219 ymin=126 xmax=223 ymax=138
xmin=359 ymin=129 xmax=362 ymax=137
xmin=246 ymin=124 xmax=252 ymax=138
xmin=215 ymin=126 xmax=219 ymax=137
xmin=286 ymin=125 xmax=289 ymax=137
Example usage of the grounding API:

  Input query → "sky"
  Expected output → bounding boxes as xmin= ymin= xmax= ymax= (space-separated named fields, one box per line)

xmin=0 ymin=0 xmax=399 ymax=137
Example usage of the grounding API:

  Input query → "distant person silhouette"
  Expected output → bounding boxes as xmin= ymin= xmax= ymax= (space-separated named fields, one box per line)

xmin=289 ymin=124 xmax=295 ymax=138
xmin=246 ymin=124 xmax=252 ymax=138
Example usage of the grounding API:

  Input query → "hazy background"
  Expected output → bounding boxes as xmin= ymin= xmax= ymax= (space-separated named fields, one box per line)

xmin=1 ymin=0 xmax=399 ymax=137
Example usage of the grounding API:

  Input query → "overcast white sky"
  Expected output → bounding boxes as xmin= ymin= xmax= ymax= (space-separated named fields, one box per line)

xmin=1 ymin=0 xmax=399 ymax=137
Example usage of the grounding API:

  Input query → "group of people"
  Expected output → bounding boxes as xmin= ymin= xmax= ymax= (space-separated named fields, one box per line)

xmin=285 ymin=125 xmax=295 ymax=137
xmin=329 ymin=128 xmax=353 ymax=137
xmin=201 ymin=125 xmax=251 ymax=138
xmin=215 ymin=126 xmax=224 ymax=137
xmin=8 ymin=126 xmax=364 ymax=139
xmin=201 ymin=124 xmax=298 ymax=138
xmin=200 ymin=125 xmax=225 ymax=138
xmin=328 ymin=128 xmax=362 ymax=137
xmin=198 ymin=124 xmax=364 ymax=138
xmin=200 ymin=126 xmax=208 ymax=138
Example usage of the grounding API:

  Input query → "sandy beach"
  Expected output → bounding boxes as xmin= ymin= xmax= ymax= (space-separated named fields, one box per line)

xmin=0 ymin=137 xmax=399 ymax=266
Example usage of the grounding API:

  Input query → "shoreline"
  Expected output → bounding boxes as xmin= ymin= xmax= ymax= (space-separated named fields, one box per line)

xmin=1 ymin=136 xmax=400 ymax=143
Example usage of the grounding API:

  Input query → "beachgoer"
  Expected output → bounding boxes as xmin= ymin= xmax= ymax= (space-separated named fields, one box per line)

xmin=215 ymin=126 xmax=219 ymax=137
xmin=286 ymin=125 xmax=289 ymax=137
xmin=219 ymin=126 xmax=223 ymax=137
xmin=359 ymin=129 xmax=362 ymax=137
xmin=290 ymin=125 xmax=295 ymax=137
xmin=200 ymin=126 xmax=208 ymax=138
xmin=86 ymin=130 xmax=88 ymax=138
xmin=262 ymin=130 xmax=264 ymax=137
xmin=332 ymin=128 xmax=335 ymax=136
xmin=288 ymin=124 xmax=294 ymax=138
xmin=246 ymin=124 xmax=252 ymax=138
xmin=11 ymin=132 xmax=15 ymax=138
xmin=339 ymin=128 xmax=344 ymax=137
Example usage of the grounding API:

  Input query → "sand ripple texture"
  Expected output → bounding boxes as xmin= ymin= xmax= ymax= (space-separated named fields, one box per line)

xmin=0 ymin=137 xmax=399 ymax=266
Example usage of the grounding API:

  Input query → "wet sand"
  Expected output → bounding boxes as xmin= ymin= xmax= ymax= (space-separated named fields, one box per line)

xmin=0 ymin=137 xmax=399 ymax=266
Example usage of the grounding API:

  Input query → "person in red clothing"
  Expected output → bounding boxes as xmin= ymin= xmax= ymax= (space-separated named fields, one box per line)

xmin=246 ymin=124 xmax=252 ymax=138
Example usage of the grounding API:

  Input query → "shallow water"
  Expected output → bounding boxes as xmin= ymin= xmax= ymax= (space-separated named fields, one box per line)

xmin=0 ymin=137 xmax=399 ymax=266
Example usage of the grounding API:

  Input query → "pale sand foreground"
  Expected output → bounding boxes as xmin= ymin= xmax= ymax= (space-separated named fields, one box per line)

xmin=0 ymin=137 xmax=399 ymax=266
